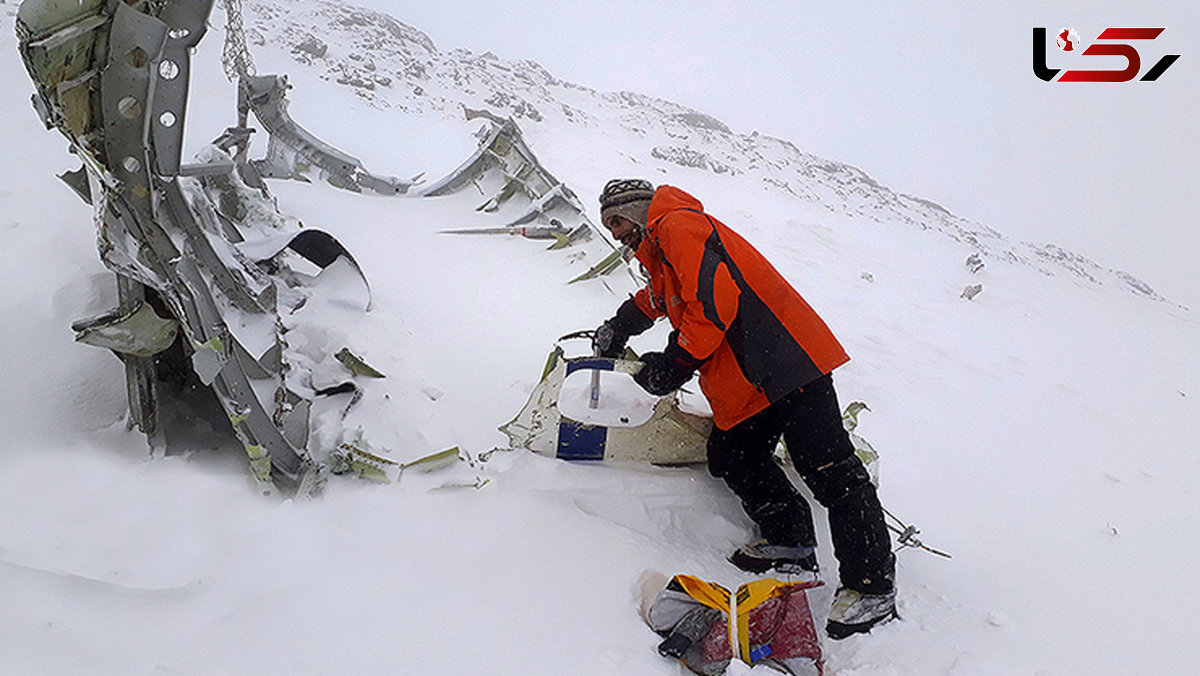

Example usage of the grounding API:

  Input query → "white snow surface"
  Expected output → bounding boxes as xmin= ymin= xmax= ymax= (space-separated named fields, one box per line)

xmin=2 ymin=2 xmax=1200 ymax=674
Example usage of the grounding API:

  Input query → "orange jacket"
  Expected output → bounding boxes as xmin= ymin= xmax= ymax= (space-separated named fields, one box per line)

xmin=632 ymin=186 xmax=849 ymax=430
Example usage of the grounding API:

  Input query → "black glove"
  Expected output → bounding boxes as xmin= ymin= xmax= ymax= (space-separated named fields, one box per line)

xmin=656 ymin=606 xmax=723 ymax=659
xmin=594 ymin=298 xmax=654 ymax=359
xmin=593 ymin=321 xmax=624 ymax=359
xmin=634 ymin=335 xmax=703 ymax=396
xmin=656 ymin=632 xmax=693 ymax=659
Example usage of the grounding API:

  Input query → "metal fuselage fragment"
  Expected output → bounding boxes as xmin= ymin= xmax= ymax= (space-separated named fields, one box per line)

xmin=500 ymin=348 xmax=713 ymax=464
xmin=14 ymin=0 xmax=369 ymax=495
xmin=14 ymin=0 xmax=642 ymax=494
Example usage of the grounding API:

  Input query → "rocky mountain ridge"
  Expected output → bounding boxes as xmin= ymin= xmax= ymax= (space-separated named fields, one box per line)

xmin=236 ymin=0 xmax=1167 ymax=303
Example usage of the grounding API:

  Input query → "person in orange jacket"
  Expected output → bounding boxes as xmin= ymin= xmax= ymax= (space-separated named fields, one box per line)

xmin=594 ymin=179 xmax=896 ymax=639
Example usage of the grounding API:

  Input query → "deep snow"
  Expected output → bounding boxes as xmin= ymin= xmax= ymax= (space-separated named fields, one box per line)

xmin=2 ymin=2 xmax=1199 ymax=674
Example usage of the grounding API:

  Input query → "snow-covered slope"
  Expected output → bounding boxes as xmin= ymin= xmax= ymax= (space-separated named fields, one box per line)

xmin=2 ymin=2 xmax=1198 ymax=675
xmin=238 ymin=0 xmax=1171 ymax=304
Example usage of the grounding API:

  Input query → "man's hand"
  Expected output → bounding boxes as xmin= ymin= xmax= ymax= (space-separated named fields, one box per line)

xmin=594 ymin=298 xmax=654 ymax=359
xmin=633 ymin=337 xmax=703 ymax=396
xmin=593 ymin=320 xmax=626 ymax=359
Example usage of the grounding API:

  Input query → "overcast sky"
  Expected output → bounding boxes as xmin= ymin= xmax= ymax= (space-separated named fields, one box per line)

xmin=361 ymin=0 xmax=1199 ymax=309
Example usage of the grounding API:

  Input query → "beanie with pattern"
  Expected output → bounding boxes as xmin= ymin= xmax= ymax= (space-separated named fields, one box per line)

xmin=599 ymin=178 xmax=655 ymax=228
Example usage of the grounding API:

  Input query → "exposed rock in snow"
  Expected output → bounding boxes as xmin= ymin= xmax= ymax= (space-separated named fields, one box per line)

xmin=238 ymin=0 xmax=1166 ymax=303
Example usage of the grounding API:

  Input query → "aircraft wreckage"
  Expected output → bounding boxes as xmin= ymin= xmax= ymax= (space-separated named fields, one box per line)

xmin=14 ymin=0 xmax=638 ymax=496
xmin=13 ymin=3 xmax=956 ymax=563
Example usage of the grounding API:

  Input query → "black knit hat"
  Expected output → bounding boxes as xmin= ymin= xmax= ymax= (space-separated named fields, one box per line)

xmin=599 ymin=178 xmax=655 ymax=227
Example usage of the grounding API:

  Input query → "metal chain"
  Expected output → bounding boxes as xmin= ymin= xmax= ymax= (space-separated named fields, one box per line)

xmin=220 ymin=0 xmax=256 ymax=81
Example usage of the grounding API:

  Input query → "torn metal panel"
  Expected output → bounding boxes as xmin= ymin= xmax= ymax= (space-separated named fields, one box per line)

xmin=238 ymin=74 xmax=420 ymax=195
xmin=440 ymin=223 xmax=573 ymax=240
xmin=500 ymin=347 xmax=713 ymax=465
xmin=16 ymin=0 xmax=399 ymax=496
xmin=16 ymin=0 xmax=107 ymax=138
xmin=57 ymin=166 xmax=91 ymax=204
xmin=15 ymin=0 xmax=635 ymax=494
xmin=422 ymin=115 xmax=639 ymax=285
xmin=158 ymin=178 xmax=271 ymax=314
xmin=568 ymin=248 xmax=637 ymax=284
xmin=102 ymin=2 xmax=167 ymax=206
xmin=114 ymin=276 xmax=161 ymax=441
xmin=150 ymin=0 xmax=212 ymax=176
xmin=72 ymin=302 xmax=180 ymax=357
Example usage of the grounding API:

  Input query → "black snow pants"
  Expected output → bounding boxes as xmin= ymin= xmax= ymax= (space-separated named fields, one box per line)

xmin=707 ymin=374 xmax=895 ymax=593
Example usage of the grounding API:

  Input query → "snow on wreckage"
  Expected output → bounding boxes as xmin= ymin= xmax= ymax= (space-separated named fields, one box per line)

xmin=12 ymin=0 xmax=948 ymax=541
xmin=13 ymin=0 xmax=631 ymax=496
xmin=15 ymin=1 xmax=958 ymax=671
